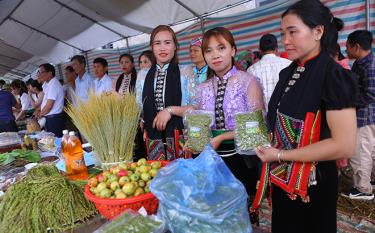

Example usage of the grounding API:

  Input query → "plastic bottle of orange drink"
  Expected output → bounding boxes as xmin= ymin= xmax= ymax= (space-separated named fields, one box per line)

xmin=66 ymin=131 xmax=88 ymax=180
xmin=61 ymin=130 xmax=72 ymax=174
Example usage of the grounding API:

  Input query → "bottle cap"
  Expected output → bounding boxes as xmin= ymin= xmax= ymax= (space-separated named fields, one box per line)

xmin=63 ymin=130 xmax=68 ymax=135
xmin=69 ymin=131 xmax=75 ymax=136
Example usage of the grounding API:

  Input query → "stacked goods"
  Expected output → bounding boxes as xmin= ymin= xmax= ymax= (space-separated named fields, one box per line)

xmin=0 ymin=164 xmax=97 ymax=233
xmin=184 ymin=111 xmax=213 ymax=153
xmin=66 ymin=93 xmax=140 ymax=167
xmin=234 ymin=110 xmax=269 ymax=154
xmin=88 ymin=159 xmax=163 ymax=199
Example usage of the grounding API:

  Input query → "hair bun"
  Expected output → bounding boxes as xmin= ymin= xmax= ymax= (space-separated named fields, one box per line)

xmin=332 ymin=17 xmax=344 ymax=31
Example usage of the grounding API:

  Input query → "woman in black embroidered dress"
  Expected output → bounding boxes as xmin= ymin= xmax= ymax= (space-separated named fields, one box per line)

xmin=115 ymin=53 xmax=137 ymax=95
xmin=254 ymin=1 xmax=358 ymax=232
xmin=135 ymin=25 xmax=196 ymax=161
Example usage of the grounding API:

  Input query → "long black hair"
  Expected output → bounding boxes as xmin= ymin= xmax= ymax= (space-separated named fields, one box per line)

xmin=116 ymin=53 xmax=137 ymax=92
xmin=282 ymin=0 xmax=343 ymax=56
xmin=119 ymin=53 xmax=137 ymax=79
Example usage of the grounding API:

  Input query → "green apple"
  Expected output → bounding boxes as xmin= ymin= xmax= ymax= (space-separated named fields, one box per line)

xmin=151 ymin=161 xmax=162 ymax=169
xmin=134 ymin=187 xmax=145 ymax=196
xmin=110 ymin=181 xmax=120 ymax=191
xmin=97 ymin=182 xmax=107 ymax=193
xmin=122 ymin=182 xmax=135 ymax=195
xmin=118 ymin=162 xmax=128 ymax=170
xmin=114 ymin=188 xmax=123 ymax=196
xmin=138 ymin=180 xmax=146 ymax=187
xmin=149 ymin=168 xmax=158 ymax=178
xmin=116 ymin=191 xmax=127 ymax=199
xmin=141 ymin=173 xmax=151 ymax=182
xmin=130 ymin=173 xmax=140 ymax=182
xmin=100 ymin=188 xmax=112 ymax=198
xmin=119 ymin=176 xmax=130 ymax=186
xmin=137 ymin=158 xmax=147 ymax=166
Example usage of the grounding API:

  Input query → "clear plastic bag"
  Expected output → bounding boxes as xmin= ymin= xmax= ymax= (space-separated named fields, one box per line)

xmin=234 ymin=110 xmax=269 ymax=155
xmin=94 ymin=209 xmax=164 ymax=233
xmin=149 ymin=145 xmax=252 ymax=233
xmin=183 ymin=110 xmax=214 ymax=153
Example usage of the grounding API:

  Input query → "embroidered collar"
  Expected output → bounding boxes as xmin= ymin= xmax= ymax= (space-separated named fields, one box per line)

xmin=214 ymin=66 xmax=237 ymax=81
xmin=156 ymin=63 xmax=170 ymax=72
xmin=194 ymin=64 xmax=208 ymax=75
xmin=296 ymin=52 xmax=321 ymax=67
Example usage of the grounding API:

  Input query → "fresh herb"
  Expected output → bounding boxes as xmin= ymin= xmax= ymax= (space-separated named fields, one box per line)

xmin=0 ymin=149 xmax=41 ymax=165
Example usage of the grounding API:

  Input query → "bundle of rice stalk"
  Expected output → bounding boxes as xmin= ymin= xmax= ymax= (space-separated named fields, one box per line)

xmin=66 ymin=92 xmax=140 ymax=167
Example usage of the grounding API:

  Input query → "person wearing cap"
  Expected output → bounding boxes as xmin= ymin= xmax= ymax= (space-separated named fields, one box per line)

xmin=189 ymin=37 xmax=208 ymax=84
xmin=247 ymin=34 xmax=291 ymax=111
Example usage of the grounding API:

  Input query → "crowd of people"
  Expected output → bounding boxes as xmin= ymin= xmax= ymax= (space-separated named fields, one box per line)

xmin=0 ymin=0 xmax=374 ymax=232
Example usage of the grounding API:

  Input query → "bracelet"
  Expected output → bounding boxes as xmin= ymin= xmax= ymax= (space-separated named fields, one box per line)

xmin=277 ymin=149 xmax=284 ymax=163
xmin=166 ymin=107 xmax=173 ymax=116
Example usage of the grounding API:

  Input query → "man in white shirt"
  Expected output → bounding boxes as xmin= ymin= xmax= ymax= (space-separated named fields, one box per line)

xmin=247 ymin=34 xmax=292 ymax=111
xmin=71 ymin=55 xmax=94 ymax=102
xmin=93 ymin=57 xmax=112 ymax=95
xmin=36 ymin=63 xmax=65 ymax=137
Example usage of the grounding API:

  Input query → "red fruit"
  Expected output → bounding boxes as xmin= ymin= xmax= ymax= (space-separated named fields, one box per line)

xmin=117 ymin=170 xmax=128 ymax=178
xmin=97 ymin=173 xmax=107 ymax=183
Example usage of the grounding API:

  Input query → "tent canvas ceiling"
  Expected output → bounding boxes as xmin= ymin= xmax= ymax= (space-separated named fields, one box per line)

xmin=0 ymin=0 xmax=248 ymax=80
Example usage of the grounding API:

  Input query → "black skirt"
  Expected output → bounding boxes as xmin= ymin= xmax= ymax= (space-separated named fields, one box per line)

xmin=271 ymin=161 xmax=338 ymax=233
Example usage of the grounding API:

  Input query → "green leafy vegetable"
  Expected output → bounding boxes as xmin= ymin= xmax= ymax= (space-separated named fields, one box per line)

xmin=0 ymin=149 xmax=41 ymax=165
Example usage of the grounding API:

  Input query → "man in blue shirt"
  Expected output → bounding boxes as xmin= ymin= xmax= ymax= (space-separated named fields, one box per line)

xmin=0 ymin=89 xmax=21 ymax=132
xmin=342 ymin=30 xmax=375 ymax=201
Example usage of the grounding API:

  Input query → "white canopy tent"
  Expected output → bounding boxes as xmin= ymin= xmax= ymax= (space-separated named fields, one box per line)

xmin=0 ymin=0 xmax=254 ymax=81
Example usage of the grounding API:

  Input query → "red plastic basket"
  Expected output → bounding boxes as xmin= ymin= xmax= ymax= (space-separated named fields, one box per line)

xmin=84 ymin=160 xmax=168 ymax=220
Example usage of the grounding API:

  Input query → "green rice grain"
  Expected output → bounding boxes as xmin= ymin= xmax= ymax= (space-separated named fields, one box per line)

xmin=234 ymin=110 xmax=269 ymax=154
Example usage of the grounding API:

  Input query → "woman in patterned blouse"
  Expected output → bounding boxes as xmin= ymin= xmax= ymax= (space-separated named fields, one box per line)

xmin=136 ymin=25 xmax=197 ymax=161
xmin=115 ymin=54 xmax=137 ymax=95
xmin=195 ymin=27 xmax=265 ymax=219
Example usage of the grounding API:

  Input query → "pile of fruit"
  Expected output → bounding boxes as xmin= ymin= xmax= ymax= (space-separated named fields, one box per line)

xmin=88 ymin=159 xmax=162 ymax=199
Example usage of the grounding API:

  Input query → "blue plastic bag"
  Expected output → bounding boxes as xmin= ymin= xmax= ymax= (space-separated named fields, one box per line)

xmin=149 ymin=144 xmax=252 ymax=233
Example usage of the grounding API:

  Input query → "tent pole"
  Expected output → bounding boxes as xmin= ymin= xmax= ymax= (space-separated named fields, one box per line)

xmin=57 ymin=64 xmax=63 ymax=81
xmin=365 ymin=0 xmax=370 ymax=30
xmin=126 ymin=38 xmax=131 ymax=53
xmin=84 ymin=52 xmax=90 ymax=73
xmin=174 ymin=0 xmax=204 ymax=33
